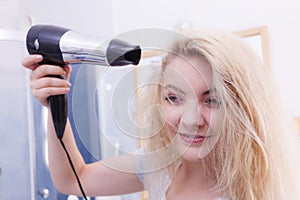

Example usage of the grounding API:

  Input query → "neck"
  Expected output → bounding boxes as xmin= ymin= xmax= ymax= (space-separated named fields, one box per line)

xmin=166 ymin=160 xmax=221 ymax=199
xmin=177 ymin=159 xmax=211 ymax=186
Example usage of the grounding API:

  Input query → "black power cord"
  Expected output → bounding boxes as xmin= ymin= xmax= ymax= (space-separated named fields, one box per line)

xmin=59 ymin=138 xmax=88 ymax=200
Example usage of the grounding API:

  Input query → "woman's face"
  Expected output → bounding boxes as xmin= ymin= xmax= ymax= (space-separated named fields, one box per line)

xmin=162 ymin=55 xmax=222 ymax=162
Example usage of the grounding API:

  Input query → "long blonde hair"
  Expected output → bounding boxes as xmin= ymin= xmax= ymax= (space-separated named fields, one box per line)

xmin=136 ymin=29 xmax=300 ymax=199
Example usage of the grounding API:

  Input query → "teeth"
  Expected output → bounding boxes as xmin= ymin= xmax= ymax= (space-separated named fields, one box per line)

xmin=188 ymin=135 xmax=196 ymax=139
xmin=182 ymin=134 xmax=202 ymax=139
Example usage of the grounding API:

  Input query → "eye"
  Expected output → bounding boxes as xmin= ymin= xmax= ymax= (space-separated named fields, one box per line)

xmin=204 ymin=97 xmax=221 ymax=108
xmin=165 ymin=94 xmax=183 ymax=105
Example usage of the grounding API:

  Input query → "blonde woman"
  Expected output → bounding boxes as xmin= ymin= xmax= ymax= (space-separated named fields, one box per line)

xmin=22 ymin=29 xmax=300 ymax=200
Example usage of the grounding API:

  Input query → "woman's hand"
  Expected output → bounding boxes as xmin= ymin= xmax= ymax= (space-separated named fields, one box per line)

xmin=22 ymin=54 xmax=72 ymax=106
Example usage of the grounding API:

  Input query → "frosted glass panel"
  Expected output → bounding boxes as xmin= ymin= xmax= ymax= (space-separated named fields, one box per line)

xmin=0 ymin=40 xmax=34 ymax=199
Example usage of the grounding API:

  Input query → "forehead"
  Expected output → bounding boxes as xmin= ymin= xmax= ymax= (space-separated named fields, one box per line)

xmin=163 ymin=55 xmax=213 ymax=91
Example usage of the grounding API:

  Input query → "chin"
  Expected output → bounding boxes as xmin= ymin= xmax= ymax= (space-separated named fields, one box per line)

xmin=171 ymin=136 xmax=201 ymax=162
xmin=181 ymin=148 xmax=203 ymax=163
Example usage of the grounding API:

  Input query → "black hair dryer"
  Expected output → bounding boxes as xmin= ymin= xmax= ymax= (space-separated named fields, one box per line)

xmin=26 ymin=24 xmax=141 ymax=139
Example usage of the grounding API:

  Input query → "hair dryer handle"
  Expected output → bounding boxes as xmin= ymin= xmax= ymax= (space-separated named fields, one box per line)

xmin=47 ymin=75 xmax=68 ymax=139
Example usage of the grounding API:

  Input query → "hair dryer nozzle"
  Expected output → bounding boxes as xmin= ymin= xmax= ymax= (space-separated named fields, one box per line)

xmin=107 ymin=39 xmax=141 ymax=66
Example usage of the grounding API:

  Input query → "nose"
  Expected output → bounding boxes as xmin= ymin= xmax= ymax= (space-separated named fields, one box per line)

xmin=181 ymin=101 xmax=205 ymax=130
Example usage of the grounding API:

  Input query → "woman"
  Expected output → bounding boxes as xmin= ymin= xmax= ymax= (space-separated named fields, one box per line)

xmin=22 ymin=29 xmax=300 ymax=199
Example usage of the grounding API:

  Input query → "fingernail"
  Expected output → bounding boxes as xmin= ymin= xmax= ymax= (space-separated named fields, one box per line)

xmin=35 ymin=55 xmax=43 ymax=60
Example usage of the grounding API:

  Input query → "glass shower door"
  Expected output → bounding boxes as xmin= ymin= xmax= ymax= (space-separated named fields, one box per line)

xmin=0 ymin=29 xmax=36 ymax=199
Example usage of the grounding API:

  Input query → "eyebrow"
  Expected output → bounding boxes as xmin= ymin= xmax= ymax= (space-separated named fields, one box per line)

xmin=165 ymin=85 xmax=217 ymax=96
xmin=202 ymin=88 xmax=217 ymax=95
xmin=165 ymin=85 xmax=185 ymax=95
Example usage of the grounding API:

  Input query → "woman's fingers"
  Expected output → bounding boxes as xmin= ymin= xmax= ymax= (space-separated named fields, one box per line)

xmin=64 ymin=65 xmax=72 ymax=81
xmin=22 ymin=55 xmax=73 ymax=107
xmin=22 ymin=54 xmax=43 ymax=70
xmin=32 ymin=87 xmax=71 ymax=107
xmin=30 ymin=64 xmax=66 ymax=81
xmin=31 ymin=76 xmax=71 ymax=90
xmin=30 ymin=74 xmax=72 ymax=106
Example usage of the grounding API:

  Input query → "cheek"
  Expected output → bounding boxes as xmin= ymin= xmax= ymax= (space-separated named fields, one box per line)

xmin=163 ymin=104 xmax=181 ymax=129
xmin=206 ymin=109 xmax=222 ymax=130
xmin=204 ymin=108 xmax=213 ymax=124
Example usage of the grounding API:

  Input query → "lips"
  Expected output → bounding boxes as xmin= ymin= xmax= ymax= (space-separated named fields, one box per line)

xmin=178 ymin=133 xmax=206 ymax=144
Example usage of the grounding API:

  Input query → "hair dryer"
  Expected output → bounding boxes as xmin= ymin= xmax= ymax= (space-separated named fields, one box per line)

xmin=26 ymin=24 xmax=141 ymax=139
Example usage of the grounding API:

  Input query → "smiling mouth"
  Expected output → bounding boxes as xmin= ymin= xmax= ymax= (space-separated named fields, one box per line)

xmin=178 ymin=133 xmax=211 ymax=144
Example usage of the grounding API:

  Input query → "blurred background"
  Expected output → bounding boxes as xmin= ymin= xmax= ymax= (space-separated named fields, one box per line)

xmin=0 ymin=0 xmax=299 ymax=199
